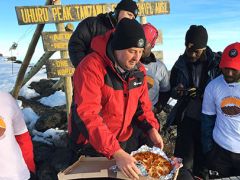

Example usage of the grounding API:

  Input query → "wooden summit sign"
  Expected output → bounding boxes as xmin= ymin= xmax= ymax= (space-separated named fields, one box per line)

xmin=46 ymin=59 xmax=75 ymax=78
xmin=42 ymin=32 xmax=72 ymax=51
xmin=15 ymin=1 xmax=170 ymax=25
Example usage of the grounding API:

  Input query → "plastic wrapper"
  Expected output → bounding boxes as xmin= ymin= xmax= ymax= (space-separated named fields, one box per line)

xmin=110 ymin=145 xmax=182 ymax=180
xmin=131 ymin=145 xmax=182 ymax=179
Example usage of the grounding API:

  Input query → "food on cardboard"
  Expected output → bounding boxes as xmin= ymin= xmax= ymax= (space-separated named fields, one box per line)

xmin=133 ymin=151 xmax=172 ymax=178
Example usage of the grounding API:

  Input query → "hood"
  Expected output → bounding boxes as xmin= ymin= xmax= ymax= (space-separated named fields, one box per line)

xmin=90 ymin=30 xmax=114 ymax=65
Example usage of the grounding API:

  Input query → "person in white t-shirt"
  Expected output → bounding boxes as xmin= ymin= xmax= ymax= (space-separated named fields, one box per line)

xmin=0 ymin=92 xmax=35 ymax=180
xmin=201 ymin=42 xmax=240 ymax=178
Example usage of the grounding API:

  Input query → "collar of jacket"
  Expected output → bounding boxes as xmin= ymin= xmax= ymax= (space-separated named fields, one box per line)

xmin=173 ymin=46 xmax=212 ymax=84
xmin=175 ymin=46 xmax=216 ymax=71
xmin=97 ymin=12 xmax=117 ymax=29
xmin=141 ymin=52 xmax=157 ymax=65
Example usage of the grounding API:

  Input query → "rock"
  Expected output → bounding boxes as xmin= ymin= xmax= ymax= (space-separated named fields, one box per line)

xmin=37 ymin=162 xmax=58 ymax=180
xmin=29 ymin=79 xmax=59 ymax=97
xmin=33 ymin=141 xmax=55 ymax=164
xmin=50 ymin=148 xmax=74 ymax=172
xmin=35 ymin=112 xmax=67 ymax=132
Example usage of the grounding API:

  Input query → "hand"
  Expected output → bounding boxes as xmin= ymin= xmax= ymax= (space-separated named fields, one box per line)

xmin=175 ymin=83 xmax=185 ymax=97
xmin=148 ymin=128 xmax=164 ymax=150
xmin=113 ymin=149 xmax=141 ymax=179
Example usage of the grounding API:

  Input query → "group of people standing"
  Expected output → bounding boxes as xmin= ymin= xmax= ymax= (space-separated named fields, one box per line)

xmin=68 ymin=0 xmax=240 ymax=179
xmin=67 ymin=0 xmax=240 ymax=179
xmin=1 ymin=0 xmax=240 ymax=179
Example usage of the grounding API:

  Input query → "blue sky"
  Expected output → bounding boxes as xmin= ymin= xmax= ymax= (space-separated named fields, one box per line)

xmin=0 ymin=0 xmax=240 ymax=69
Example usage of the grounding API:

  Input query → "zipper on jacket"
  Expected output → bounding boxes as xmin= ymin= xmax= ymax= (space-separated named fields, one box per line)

xmin=116 ymin=81 xmax=129 ymax=140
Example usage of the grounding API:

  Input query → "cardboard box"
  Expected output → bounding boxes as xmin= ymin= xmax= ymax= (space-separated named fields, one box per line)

xmin=58 ymin=156 xmax=179 ymax=180
xmin=58 ymin=156 xmax=130 ymax=180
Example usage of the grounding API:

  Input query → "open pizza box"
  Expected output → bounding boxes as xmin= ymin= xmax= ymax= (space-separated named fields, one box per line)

xmin=58 ymin=156 xmax=180 ymax=180
xmin=58 ymin=156 xmax=134 ymax=180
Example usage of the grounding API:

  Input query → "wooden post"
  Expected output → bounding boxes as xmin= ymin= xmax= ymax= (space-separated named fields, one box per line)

xmin=11 ymin=0 xmax=52 ymax=98
xmin=52 ymin=78 xmax=64 ymax=90
xmin=139 ymin=0 xmax=147 ymax=24
xmin=53 ymin=0 xmax=72 ymax=118
xmin=22 ymin=51 xmax=55 ymax=86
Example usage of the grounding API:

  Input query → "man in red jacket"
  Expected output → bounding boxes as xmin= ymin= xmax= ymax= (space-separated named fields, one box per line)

xmin=69 ymin=18 xmax=164 ymax=179
xmin=0 ymin=92 xmax=35 ymax=180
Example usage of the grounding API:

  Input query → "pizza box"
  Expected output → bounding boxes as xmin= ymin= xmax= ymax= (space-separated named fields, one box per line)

xmin=58 ymin=156 xmax=179 ymax=180
xmin=58 ymin=156 xmax=130 ymax=180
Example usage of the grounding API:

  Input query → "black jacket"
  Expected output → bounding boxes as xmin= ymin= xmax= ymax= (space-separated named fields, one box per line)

xmin=170 ymin=46 xmax=221 ymax=97
xmin=68 ymin=12 xmax=117 ymax=68
xmin=166 ymin=47 xmax=221 ymax=127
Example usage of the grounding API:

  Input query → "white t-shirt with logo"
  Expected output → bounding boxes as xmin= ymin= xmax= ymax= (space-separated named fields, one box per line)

xmin=0 ymin=92 xmax=30 ymax=180
xmin=144 ymin=60 xmax=170 ymax=106
xmin=202 ymin=75 xmax=240 ymax=153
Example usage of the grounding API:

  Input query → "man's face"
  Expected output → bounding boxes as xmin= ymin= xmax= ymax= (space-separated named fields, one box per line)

xmin=185 ymin=46 xmax=206 ymax=63
xmin=114 ymin=47 xmax=143 ymax=70
xmin=142 ymin=42 xmax=152 ymax=58
xmin=222 ymin=67 xmax=240 ymax=83
xmin=117 ymin=10 xmax=135 ymax=22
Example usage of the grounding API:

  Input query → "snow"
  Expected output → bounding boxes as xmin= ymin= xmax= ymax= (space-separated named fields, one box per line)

xmin=0 ymin=56 xmax=66 ymax=144
xmin=39 ymin=90 xmax=66 ymax=107
xmin=19 ymin=86 xmax=40 ymax=99
xmin=22 ymin=107 xmax=39 ymax=130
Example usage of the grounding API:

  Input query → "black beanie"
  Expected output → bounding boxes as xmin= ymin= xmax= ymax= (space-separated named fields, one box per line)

xmin=185 ymin=25 xmax=208 ymax=50
xmin=112 ymin=18 xmax=146 ymax=50
xmin=115 ymin=0 xmax=139 ymax=18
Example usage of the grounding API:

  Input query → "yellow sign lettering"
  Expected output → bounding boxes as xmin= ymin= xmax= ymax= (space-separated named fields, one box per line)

xmin=54 ymin=60 xmax=68 ymax=67
xmin=28 ymin=8 xmax=36 ymax=22
xmin=138 ymin=3 xmax=144 ymax=16
xmin=74 ymin=6 xmax=80 ymax=19
xmin=16 ymin=1 xmax=169 ymax=25
xmin=56 ymin=68 xmax=74 ymax=76
xmin=20 ymin=9 xmax=29 ymax=23
xmin=96 ymin=5 xmax=104 ymax=15
xmin=62 ymin=6 xmax=73 ymax=21
xmin=51 ymin=7 xmax=58 ymax=21
xmin=20 ymin=8 xmax=49 ymax=23
xmin=53 ymin=42 xmax=68 ymax=49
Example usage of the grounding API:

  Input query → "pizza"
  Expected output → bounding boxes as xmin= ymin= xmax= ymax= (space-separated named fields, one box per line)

xmin=133 ymin=151 xmax=172 ymax=178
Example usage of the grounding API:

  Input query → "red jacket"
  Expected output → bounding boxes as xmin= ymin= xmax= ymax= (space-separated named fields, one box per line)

xmin=69 ymin=31 xmax=159 ymax=158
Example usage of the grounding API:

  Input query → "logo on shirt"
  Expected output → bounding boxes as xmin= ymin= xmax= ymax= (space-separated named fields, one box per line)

xmin=146 ymin=75 xmax=154 ymax=89
xmin=0 ymin=116 xmax=6 ymax=139
xmin=133 ymin=81 xmax=142 ymax=86
xmin=220 ymin=96 xmax=240 ymax=117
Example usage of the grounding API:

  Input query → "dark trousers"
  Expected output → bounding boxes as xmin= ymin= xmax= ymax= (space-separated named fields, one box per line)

xmin=174 ymin=116 xmax=204 ymax=177
xmin=176 ymin=168 xmax=194 ymax=180
xmin=70 ymin=124 xmax=153 ymax=161
xmin=206 ymin=142 xmax=240 ymax=178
